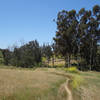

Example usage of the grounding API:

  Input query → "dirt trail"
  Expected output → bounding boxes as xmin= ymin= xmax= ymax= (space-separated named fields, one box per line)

xmin=64 ymin=79 xmax=73 ymax=100
xmin=48 ymin=70 xmax=73 ymax=100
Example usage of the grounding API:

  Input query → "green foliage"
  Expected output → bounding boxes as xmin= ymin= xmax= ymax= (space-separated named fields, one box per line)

xmin=41 ymin=44 xmax=53 ymax=62
xmin=2 ymin=40 xmax=42 ymax=68
xmin=71 ymin=75 xmax=84 ymax=89
xmin=65 ymin=67 xmax=79 ymax=74
xmin=0 ymin=50 xmax=4 ymax=64
xmin=54 ymin=9 xmax=78 ymax=67
xmin=2 ymin=49 xmax=12 ymax=65
xmin=42 ymin=57 xmax=46 ymax=62
xmin=54 ymin=5 xmax=100 ymax=70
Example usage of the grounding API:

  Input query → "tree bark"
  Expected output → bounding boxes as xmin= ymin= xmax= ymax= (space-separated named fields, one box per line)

xmin=90 ymin=38 xmax=93 ymax=71
xmin=68 ymin=54 xmax=71 ymax=67
xmin=52 ymin=55 xmax=54 ymax=67
xmin=47 ymin=58 xmax=49 ymax=67
xmin=65 ymin=56 xmax=68 ymax=67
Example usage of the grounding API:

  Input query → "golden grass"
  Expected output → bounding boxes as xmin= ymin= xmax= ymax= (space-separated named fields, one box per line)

xmin=0 ymin=67 xmax=66 ymax=100
xmin=79 ymin=72 xmax=100 ymax=100
xmin=0 ymin=66 xmax=100 ymax=100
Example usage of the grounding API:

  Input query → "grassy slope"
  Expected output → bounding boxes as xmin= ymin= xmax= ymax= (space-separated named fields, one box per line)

xmin=47 ymin=68 xmax=100 ymax=100
xmin=0 ymin=66 xmax=100 ymax=100
xmin=80 ymin=72 xmax=100 ymax=100
xmin=0 ymin=67 xmax=67 ymax=100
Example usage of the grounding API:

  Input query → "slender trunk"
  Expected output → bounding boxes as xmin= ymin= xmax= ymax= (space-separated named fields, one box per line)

xmin=65 ymin=56 xmax=67 ymax=67
xmin=47 ymin=58 xmax=49 ymax=67
xmin=52 ymin=55 xmax=54 ymax=67
xmin=78 ymin=43 xmax=81 ymax=69
xmin=90 ymin=38 xmax=93 ymax=71
xmin=90 ymin=48 xmax=92 ymax=71
xmin=68 ymin=54 xmax=71 ymax=67
xmin=68 ymin=55 xmax=69 ymax=67
xmin=80 ymin=56 xmax=82 ymax=71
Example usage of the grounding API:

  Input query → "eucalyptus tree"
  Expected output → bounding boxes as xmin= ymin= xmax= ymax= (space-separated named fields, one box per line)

xmin=77 ymin=8 xmax=92 ymax=69
xmin=54 ymin=5 xmax=100 ymax=69
xmin=54 ymin=10 xmax=78 ymax=67
xmin=79 ymin=5 xmax=100 ymax=70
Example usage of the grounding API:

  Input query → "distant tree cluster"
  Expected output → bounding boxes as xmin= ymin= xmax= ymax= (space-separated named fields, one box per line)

xmin=54 ymin=5 xmax=100 ymax=71
xmin=0 ymin=40 xmax=54 ymax=68
xmin=1 ymin=40 xmax=42 ymax=68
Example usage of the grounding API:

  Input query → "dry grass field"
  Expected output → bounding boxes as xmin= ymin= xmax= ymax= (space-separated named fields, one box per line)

xmin=0 ymin=66 xmax=100 ymax=100
xmin=80 ymin=71 xmax=100 ymax=100
xmin=0 ymin=67 xmax=67 ymax=100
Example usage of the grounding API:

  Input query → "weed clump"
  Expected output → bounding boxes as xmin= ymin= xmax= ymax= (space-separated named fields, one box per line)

xmin=65 ymin=67 xmax=79 ymax=74
xmin=71 ymin=75 xmax=84 ymax=89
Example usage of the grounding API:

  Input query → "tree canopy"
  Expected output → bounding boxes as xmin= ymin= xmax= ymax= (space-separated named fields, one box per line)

xmin=54 ymin=5 xmax=100 ymax=70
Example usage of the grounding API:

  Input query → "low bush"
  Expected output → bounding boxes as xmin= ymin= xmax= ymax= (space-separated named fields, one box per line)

xmin=71 ymin=75 xmax=84 ymax=89
xmin=64 ymin=66 xmax=79 ymax=74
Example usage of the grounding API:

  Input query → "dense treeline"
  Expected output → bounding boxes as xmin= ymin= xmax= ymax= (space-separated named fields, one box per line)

xmin=1 ymin=40 xmax=42 ymax=68
xmin=0 ymin=5 xmax=100 ymax=71
xmin=0 ymin=40 xmax=53 ymax=68
xmin=53 ymin=5 xmax=100 ymax=71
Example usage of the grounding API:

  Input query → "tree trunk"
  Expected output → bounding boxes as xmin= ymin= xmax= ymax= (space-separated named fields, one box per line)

xmin=68 ymin=54 xmax=71 ymax=67
xmin=90 ymin=48 xmax=92 ymax=71
xmin=65 ymin=56 xmax=68 ymax=67
xmin=78 ymin=44 xmax=81 ymax=70
xmin=90 ymin=38 xmax=93 ymax=71
xmin=52 ymin=55 xmax=54 ymax=67
xmin=47 ymin=58 xmax=49 ymax=67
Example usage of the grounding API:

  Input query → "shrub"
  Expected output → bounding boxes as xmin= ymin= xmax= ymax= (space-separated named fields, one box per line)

xmin=71 ymin=75 xmax=84 ymax=89
xmin=64 ymin=66 xmax=79 ymax=74
xmin=42 ymin=57 xmax=46 ymax=62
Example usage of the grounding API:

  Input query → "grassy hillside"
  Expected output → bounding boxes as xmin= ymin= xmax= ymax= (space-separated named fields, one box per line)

xmin=0 ymin=67 xmax=67 ymax=100
xmin=80 ymin=71 xmax=100 ymax=100
xmin=0 ymin=66 xmax=100 ymax=100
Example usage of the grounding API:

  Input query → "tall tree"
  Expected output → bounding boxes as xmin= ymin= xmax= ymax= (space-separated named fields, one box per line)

xmin=54 ymin=10 xmax=78 ymax=67
xmin=78 ymin=5 xmax=100 ymax=70
xmin=54 ymin=5 xmax=100 ymax=70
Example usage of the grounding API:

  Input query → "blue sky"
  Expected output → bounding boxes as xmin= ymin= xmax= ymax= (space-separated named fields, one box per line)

xmin=0 ymin=0 xmax=100 ymax=48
